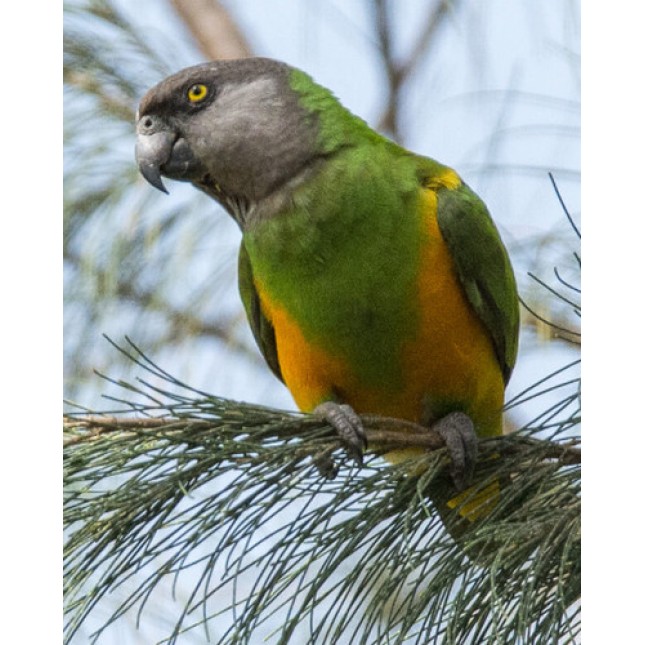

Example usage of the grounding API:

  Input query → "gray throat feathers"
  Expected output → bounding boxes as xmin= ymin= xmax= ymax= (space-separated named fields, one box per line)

xmin=197 ymin=154 xmax=331 ymax=232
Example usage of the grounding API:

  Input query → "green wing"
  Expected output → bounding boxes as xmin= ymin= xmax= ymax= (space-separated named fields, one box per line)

xmin=238 ymin=241 xmax=284 ymax=383
xmin=436 ymin=183 xmax=520 ymax=385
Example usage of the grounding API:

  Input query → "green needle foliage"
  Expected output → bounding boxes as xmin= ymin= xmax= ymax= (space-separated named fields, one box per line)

xmin=64 ymin=339 xmax=580 ymax=644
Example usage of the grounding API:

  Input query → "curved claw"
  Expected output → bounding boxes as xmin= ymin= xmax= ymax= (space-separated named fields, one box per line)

xmin=314 ymin=401 xmax=367 ymax=467
xmin=432 ymin=411 xmax=479 ymax=491
xmin=313 ymin=447 xmax=339 ymax=480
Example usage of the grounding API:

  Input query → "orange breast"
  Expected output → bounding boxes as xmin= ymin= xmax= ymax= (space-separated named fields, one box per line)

xmin=254 ymin=294 xmax=353 ymax=413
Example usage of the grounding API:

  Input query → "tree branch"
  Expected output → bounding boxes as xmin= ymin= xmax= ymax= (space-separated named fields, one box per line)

xmin=397 ymin=0 xmax=457 ymax=85
xmin=170 ymin=0 xmax=253 ymax=60
xmin=63 ymin=411 xmax=581 ymax=465
xmin=374 ymin=0 xmax=459 ymax=138
xmin=63 ymin=338 xmax=580 ymax=644
xmin=521 ymin=308 xmax=581 ymax=345
xmin=64 ymin=397 xmax=580 ymax=644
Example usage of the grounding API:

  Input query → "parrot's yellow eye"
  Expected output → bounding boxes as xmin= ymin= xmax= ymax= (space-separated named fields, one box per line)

xmin=187 ymin=83 xmax=208 ymax=103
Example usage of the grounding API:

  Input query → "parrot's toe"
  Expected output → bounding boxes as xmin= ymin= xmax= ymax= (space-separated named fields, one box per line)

xmin=314 ymin=401 xmax=367 ymax=467
xmin=432 ymin=411 xmax=479 ymax=491
xmin=312 ymin=448 xmax=340 ymax=480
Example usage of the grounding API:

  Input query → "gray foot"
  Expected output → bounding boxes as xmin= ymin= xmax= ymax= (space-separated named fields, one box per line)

xmin=432 ymin=411 xmax=479 ymax=491
xmin=314 ymin=401 xmax=367 ymax=467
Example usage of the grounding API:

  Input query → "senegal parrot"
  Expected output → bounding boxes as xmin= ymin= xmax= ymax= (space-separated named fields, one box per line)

xmin=135 ymin=58 xmax=519 ymax=524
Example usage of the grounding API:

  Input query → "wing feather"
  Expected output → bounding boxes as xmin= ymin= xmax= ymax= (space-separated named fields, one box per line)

xmin=238 ymin=241 xmax=284 ymax=382
xmin=436 ymin=184 xmax=520 ymax=384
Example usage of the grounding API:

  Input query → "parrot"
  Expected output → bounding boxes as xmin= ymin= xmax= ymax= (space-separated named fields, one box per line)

xmin=135 ymin=57 xmax=519 ymax=528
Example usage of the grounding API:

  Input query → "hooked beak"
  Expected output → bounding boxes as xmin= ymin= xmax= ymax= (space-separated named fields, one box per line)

xmin=135 ymin=128 xmax=175 ymax=194
xmin=136 ymin=114 xmax=206 ymax=194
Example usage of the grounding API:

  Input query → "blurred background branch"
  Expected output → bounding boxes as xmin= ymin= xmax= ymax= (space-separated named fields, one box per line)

xmin=170 ymin=0 xmax=253 ymax=60
xmin=374 ymin=0 xmax=459 ymax=140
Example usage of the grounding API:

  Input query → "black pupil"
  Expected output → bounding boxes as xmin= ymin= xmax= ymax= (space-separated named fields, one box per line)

xmin=192 ymin=85 xmax=204 ymax=97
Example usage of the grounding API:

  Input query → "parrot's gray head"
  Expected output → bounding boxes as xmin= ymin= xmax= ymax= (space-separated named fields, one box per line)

xmin=135 ymin=58 xmax=321 ymax=226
